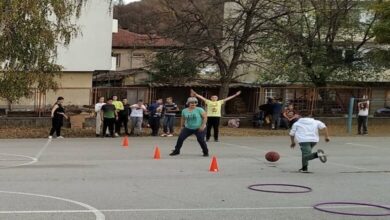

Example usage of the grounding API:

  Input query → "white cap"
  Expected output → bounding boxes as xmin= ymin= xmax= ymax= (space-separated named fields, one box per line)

xmin=186 ymin=97 xmax=198 ymax=105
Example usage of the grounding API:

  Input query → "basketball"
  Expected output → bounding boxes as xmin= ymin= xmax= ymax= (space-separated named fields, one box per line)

xmin=265 ymin=151 xmax=280 ymax=162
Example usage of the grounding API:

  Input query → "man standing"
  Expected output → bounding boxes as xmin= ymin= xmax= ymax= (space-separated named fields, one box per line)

xmin=94 ymin=96 xmax=105 ymax=137
xmin=289 ymin=114 xmax=330 ymax=173
xmin=148 ymin=98 xmax=163 ymax=136
xmin=101 ymin=98 xmax=118 ymax=138
xmin=169 ymin=97 xmax=209 ymax=157
xmin=112 ymin=95 xmax=124 ymax=137
xmin=130 ymin=99 xmax=147 ymax=136
xmin=271 ymin=98 xmax=283 ymax=130
xmin=161 ymin=97 xmax=179 ymax=137
xmin=118 ymin=98 xmax=131 ymax=136
xmin=191 ymin=89 xmax=241 ymax=142
xmin=357 ymin=95 xmax=370 ymax=135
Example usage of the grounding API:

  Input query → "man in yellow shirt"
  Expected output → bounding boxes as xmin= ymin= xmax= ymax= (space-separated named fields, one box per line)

xmin=112 ymin=95 xmax=124 ymax=137
xmin=191 ymin=89 xmax=241 ymax=142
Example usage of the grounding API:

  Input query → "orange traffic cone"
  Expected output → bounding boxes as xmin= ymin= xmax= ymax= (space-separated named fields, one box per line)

xmin=122 ymin=136 xmax=129 ymax=148
xmin=209 ymin=156 xmax=219 ymax=172
xmin=154 ymin=146 xmax=161 ymax=159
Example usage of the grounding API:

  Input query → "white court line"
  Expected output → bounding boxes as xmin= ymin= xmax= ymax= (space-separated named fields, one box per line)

xmin=0 ymin=205 xmax=389 ymax=214
xmin=0 ymin=191 xmax=104 ymax=220
xmin=0 ymin=153 xmax=37 ymax=169
xmin=0 ymin=139 xmax=51 ymax=168
xmin=35 ymin=139 xmax=52 ymax=160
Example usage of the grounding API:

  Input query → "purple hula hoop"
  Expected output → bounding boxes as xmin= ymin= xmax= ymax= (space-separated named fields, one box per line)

xmin=248 ymin=184 xmax=312 ymax=193
xmin=313 ymin=202 xmax=390 ymax=217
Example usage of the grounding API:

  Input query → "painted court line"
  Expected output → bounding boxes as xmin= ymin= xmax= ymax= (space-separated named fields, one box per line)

xmin=0 ymin=205 xmax=389 ymax=214
xmin=0 ymin=153 xmax=37 ymax=169
xmin=35 ymin=139 xmax=52 ymax=160
xmin=0 ymin=191 xmax=105 ymax=220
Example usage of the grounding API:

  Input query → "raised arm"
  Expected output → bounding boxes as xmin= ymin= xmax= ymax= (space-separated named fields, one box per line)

xmin=191 ymin=89 xmax=208 ymax=102
xmin=222 ymin=91 xmax=241 ymax=102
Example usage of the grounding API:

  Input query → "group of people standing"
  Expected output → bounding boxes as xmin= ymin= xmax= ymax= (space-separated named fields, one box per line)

xmin=254 ymin=98 xmax=301 ymax=130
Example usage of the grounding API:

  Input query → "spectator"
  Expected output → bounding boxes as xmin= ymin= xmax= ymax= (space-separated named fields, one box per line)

xmin=271 ymin=98 xmax=283 ymax=130
xmin=129 ymin=99 xmax=147 ymax=136
xmin=112 ymin=95 xmax=124 ymax=137
xmin=100 ymin=98 xmax=118 ymax=138
xmin=191 ymin=89 xmax=241 ymax=142
xmin=118 ymin=98 xmax=131 ymax=136
xmin=253 ymin=109 xmax=265 ymax=128
xmin=282 ymin=104 xmax=300 ymax=128
xmin=148 ymin=98 xmax=163 ymax=136
xmin=357 ymin=95 xmax=370 ymax=135
xmin=48 ymin=96 xmax=68 ymax=139
xmin=94 ymin=96 xmax=105 ymax=137
xmin=161 ymin=97 xmax=179 ymax=137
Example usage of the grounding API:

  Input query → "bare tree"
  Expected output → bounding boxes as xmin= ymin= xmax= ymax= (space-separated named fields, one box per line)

xmin=161 ymin=0 xmax=291 ymax=99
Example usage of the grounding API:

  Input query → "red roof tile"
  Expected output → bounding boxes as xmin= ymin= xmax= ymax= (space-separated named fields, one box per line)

xmin=112 ymin=29 xmax=179 ymax=48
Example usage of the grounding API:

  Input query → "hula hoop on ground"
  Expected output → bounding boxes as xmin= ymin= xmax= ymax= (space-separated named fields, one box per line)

xmin=313 ymin=202 xmax=390 ymax=217
xmin=247 ymin=184 xmax=312 ymax=193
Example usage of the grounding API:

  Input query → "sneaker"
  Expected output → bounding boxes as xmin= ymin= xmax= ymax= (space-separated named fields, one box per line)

xmin=167 ymin=134 xmax=173 ymax=137
xmin=57 ymin=136 xmax=64 ymax=139
xmin=317 ymin=149 xmax=327 ymax=163
xmin=114 ymin=133 xmax=119 ymax=137
xmin=299 ymin=168 xmax=309 ymax=173
xmin=96 ymin=134 xmax=100 ymax=137
xmin=214 ymin=139 xmax=219 ymax=142
xmin=169 ymin=150 xmax=180 ymax=156
xmin=203 ymin=152 xmax=209 ymax=157
xmin=48 ymin=136 xmax=53 ymax=139
xmin=160 ymin=133 xmax=167 ymax=137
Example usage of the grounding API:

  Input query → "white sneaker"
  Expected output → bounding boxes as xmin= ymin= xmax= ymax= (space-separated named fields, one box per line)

xmin=160 ymin=133 xmax=167 ymax=137
xmin=317 ymin=149 xmax=327 ymax=163
xmin=57 ymin=136 xmax=64 ymax=139
xmin=114 ymin=133 xmax=119 ymax=137
xmin=48 ymin=136 xmax=53 ymax=139
xmin=167 ymin=134 xmax=173 ymax=137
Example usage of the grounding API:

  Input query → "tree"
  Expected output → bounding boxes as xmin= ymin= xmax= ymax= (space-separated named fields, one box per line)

xmin=0 ymin=0 xmax=87 ymax=110
xmin=161 ymin=0 xmax=290 ymax=100
xmin=372 ymin=0 xmax=390 ymax=43
xmin=259 ymin=0 xmax=388 ymax=87
xmin=147 ymin=51 xmax=198 ymax=84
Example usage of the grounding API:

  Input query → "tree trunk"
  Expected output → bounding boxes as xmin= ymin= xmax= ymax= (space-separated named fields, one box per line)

xmin=219 ymin=80 xmax=230 ymax=115
xmin=7 ymin=100 xmax=12 ymax=112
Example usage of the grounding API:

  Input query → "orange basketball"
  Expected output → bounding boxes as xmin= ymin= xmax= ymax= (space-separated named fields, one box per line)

xmin=265 ymin=151 xmax=280 ymax=162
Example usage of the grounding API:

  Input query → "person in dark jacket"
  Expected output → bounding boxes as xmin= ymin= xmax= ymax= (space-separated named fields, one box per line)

xmin=148 ymin=99 xmax=163 ymax=136
xmin=49 ymin=97 xmax=68 ymax=139
xmin=118 ymin=98 xmax=131 ymax=136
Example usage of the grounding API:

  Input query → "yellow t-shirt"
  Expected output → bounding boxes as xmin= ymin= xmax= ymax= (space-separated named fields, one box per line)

xmin=205 ymin=100 xmax=224 ymax=117
xmin=112 ymin=101 xmax=124 ymax=111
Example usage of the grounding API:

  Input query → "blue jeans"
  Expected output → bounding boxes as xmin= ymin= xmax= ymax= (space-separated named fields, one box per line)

xmin=163 ymin=115 xmax=176 ymax=134
xmin=174 ymin=127 xmax=208 ymax=154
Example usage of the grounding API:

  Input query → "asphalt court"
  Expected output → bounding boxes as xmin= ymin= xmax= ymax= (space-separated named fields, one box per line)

xmin=0 ymin=136 xmax=389 ymax=219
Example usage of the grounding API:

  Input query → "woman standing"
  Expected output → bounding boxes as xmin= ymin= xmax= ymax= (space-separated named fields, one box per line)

xmin=169 ymin=97 xmax=209 ymax=157
xmin=49 ymin=97 xmax=68 ymax=139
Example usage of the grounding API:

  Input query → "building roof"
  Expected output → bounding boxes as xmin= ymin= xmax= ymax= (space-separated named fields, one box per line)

xmin=112 ymin=29 xmax=179 ymax=48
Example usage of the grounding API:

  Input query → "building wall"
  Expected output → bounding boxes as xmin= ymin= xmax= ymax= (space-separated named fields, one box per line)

xmin=112 ymin=48 xmax=153 ymax=71
xmin=56 ymin=0 xmax=113 ymax=71
xmin=0 ymin=72 xmax=93 ymax=110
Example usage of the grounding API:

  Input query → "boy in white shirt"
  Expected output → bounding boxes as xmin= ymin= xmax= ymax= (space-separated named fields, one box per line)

xmin=130 ymin=99 xmax=147 ymax=136
xmin=289 ymin=113 xmax=330 ymax=173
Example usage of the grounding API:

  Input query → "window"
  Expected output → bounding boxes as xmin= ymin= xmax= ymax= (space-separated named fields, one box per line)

xmin=113 ymin=54 xmax=121 ymax=67
xmin=132 ymin=52 xmax=145 ymax=58
xmin=264 ymin=89 xmax=276 ymax=103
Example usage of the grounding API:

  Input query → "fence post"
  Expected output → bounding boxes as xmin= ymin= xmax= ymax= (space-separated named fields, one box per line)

xmin=347 ymin=97 xmax=355 ymax=134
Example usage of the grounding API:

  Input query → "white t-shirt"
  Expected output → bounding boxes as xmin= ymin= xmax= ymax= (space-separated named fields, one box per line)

xmin=289 ymin=118 xmax=326 ymax=143
xmin=130 ymin=104 xmax=146 ymax=117
xmin=95 ymin=103 xmax=105 ymax=112
xmin=358 ymin=101 xmax=370 ymax=116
